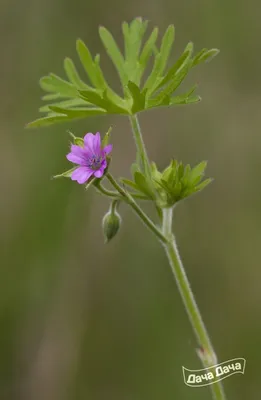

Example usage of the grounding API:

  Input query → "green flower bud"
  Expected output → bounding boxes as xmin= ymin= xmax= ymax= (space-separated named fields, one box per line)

xmin=102 ymin=200 xmax=121 ymax=243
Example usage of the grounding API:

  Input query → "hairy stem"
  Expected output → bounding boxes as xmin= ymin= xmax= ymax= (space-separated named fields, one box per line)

xmin=127 ymin=116 xmax=226 ymax=400
xmin=96 ymin=181 xmax=148 ymax=200
xmin=162 ymin=207 xmax=226 ymax=400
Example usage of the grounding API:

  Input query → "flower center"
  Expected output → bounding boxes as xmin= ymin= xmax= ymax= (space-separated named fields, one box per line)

xmin=86 ymin=155 xmax=103 ymax=170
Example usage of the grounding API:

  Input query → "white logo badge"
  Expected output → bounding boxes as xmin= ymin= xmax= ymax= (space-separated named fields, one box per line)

xmin=182 ymin=358 xmax=246 ymax=387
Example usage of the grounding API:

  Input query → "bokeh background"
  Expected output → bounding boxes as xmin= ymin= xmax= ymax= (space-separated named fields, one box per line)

xmin=1 ymin=0 xmax=260 ymax=399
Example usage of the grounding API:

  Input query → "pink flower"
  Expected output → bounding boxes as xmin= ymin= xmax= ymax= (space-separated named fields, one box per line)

xmin=66 ymin=132 xmax=112 ymax=184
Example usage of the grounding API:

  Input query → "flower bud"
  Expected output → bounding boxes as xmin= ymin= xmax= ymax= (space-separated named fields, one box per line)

xmin=102 ymin=200 xmax=121 ymax=243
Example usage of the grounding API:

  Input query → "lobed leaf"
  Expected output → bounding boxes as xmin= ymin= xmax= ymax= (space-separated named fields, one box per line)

xmin=99 ymin=26 xmax=127 ymax=85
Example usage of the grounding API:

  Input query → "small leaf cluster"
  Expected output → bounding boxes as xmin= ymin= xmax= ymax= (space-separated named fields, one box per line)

xmin=122 ymin=160 xmax=212 ymax=208
xmin=28 ymin=18 xmax=219 ymax=128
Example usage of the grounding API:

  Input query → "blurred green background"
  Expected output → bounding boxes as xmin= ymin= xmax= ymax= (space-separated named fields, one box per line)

xmin=1 ymin=0 xmax=260 ymax=399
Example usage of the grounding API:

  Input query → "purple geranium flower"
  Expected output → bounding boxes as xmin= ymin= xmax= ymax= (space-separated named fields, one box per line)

xmin=66 ymin=132 xmax=112 ymax=184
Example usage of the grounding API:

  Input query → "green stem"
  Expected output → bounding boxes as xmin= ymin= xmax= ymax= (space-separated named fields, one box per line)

xmin=129 ymin=114 xmax=150 ymax=175
xmin=162 ymin=208 xmax=226 ymax=400
xmin=127 ymin=115 xmax=226 ymax=400
xmin=96 ymin=181 xmax=148 ymax=200
xmin=106 ymin=173 xmax=167 ymax=243
xmin=95 ymin=182 xmax=120 ymax=198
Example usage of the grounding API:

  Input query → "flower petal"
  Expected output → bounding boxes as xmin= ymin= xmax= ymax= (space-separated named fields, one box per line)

xmin=84 ymin=133 xmax=98 ymax=154
xmin=66 ymin=152 xmax=86 ymax=165
xmin=71 ymin=167 xmax=93 ymax=184
xmin=93 ymin=132 xmax=101 ymax=153
xmin=94 ymin=161 xmax=107 ymax=178
xmin=103 ymin=144 xmax=113 ymax=155
xmin=70 ymin=144 xmax=85 ymax=156
xmin=94 ymin=169 xmax=104 ymax=178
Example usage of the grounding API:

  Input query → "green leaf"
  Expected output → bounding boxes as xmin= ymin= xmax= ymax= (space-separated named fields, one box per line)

xmin=157 ymin=25 xmax=175 ymax=76
xmin=79 ymin=89 xmax=129 ymax=114
xmin=125 ymin=18 xmax=148 ymax=81
xmin=142 ymin=53 xmax=162 ymax=93
xmin=134 ymin=172 xmax=154 ymax=198
xmin=53 ymin=167 xmax=78 ymax=179
xmin=181 ymin=164 xmax=191 ymax=186
xmin=78 ymin=89 xmax=106 ymax=108
xmin=122 ymin=21 xmax=131 ymax=63
xmin=42 ymin=93 xmax=61 ymax=101
xmin=130 ymin=162 xmax=140 ymax=176
xmin=170 ymin=94 xmax=201 ymax=106
xmin=143 ymin=25 xmax=175 ymax=95
xmin=39 ymin=98 xmax=90 ymax=113
xmin=92 ymin=54 xmax=109 ymax=90
xmin=153 ymin=42 xmax=193 ymax=93
xmin=195 ymin=178 xmax=212 ymax=191
xmin=152 ymin=58 xmax=192 ymax=103
xmin=193 ymin=48 xmax=219 ymax=66
xmin=102 ymin=126 xmax=112 ymax=147
xmin=150 ymin=162 xmax=162 ymax=182
xmin=127 ymin=81 xmax=146 ymax=113
xmin=40 ymin=74 xmax=78 ymax=97
xmin=139 ymin=27 xmax=158 ymax=69
xmin=189 ymin=161 xmax=207 ymax=184
xmin=76 ymin=39 xmax=99 ymax=87
xmin=102 ymin=90 xmax=130 ymax=114
xmin=68 ymin=131 xmax=84 ymax=146
xmin=121 ymin=178 xmax=140 ymax=192
xmin=99 ymin=26 xmax=127 ymax=85
xmin=48 ymin=106 xmax=107 ymax=118
xmin=26 ymin=115 xmax=72 ymax=128
xmin=64 ymin=57 xmax=90 ymax=89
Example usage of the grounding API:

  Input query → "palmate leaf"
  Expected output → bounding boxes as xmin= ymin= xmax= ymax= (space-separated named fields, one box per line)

xmin=28 ymin=18 xmax=219 ymax=128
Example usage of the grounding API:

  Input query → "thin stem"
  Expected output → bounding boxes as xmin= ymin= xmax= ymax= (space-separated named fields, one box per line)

xmin=95 ymin=182 xmax=120 ymax=198
xmin=127 ymin=115 xmax=226 ymax=400
xmin=162 ymin=208 xmax=226 ymax=400
xmin=106 ymin=173 xmax=167 ymax=243
xmin=129 ymin=114 xmax=150 ymax=174
xmin=96 ymin=181 xmax=148 ymax=200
